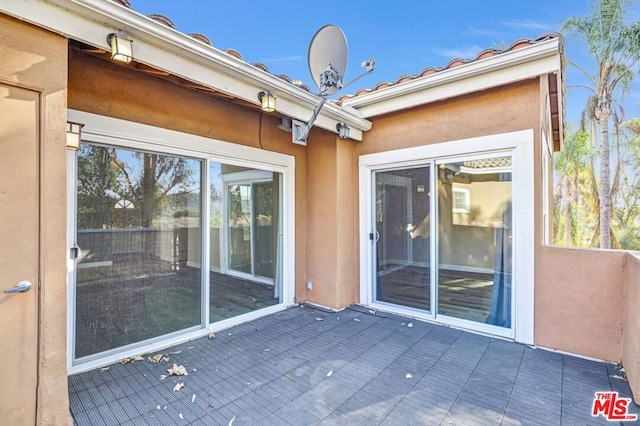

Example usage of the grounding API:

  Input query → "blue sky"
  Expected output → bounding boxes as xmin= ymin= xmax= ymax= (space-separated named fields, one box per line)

xmin=129 ymin=0 xmax=639 ymax=126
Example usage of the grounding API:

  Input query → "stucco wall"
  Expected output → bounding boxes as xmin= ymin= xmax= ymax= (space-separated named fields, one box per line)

xmin=0 ymin=14 xmax=71 ymax=425
xmin=356 ymin=79 xmax=540 ymax=157
xmin=623 ymin=252 xmax=640 ymax=402
xmin=535 ymin=246 xmax=626 ymax=361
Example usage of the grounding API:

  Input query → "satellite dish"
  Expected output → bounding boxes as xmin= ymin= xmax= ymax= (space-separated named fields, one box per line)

xmin=308 ymin=25 xmax=348 ymax=96
xmin=291 ymin=24 xmax=375 ymax=145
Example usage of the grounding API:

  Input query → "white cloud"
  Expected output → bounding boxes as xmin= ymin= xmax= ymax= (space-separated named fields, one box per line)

xmin=258 ymin=55 xmax=303 ymax=63
xmin=466 ymin=26 xmax=504 ymax=38
xmin=432 ymin=45 xmax=484 ymax=59
xmin=501 ymin=19 xmax=559 ymax=32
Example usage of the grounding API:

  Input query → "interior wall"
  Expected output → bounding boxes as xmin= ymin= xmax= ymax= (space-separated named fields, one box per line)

xmin=0 ymin=14 xmax=71 ymax=425
xmin=535 ymin=246 xmax=626 ymax=361
xmin=623 ymin=252 xmax=640 ymax=402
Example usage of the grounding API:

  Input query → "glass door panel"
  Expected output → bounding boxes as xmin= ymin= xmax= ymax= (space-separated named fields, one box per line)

xmin=254 ymin=181 xmax=275 ymax=279
xmin=374 ymin=167 xmax=431 ymax=310
xmin=228 ymin=183 xmax=252 ymax=274
xmin=75 ymin=144 xmax=202 ymax=359
xmin=436 ymin=156 xmax=512 ymax=328
xmin=211 ymin=165 xmax=282 ymax=323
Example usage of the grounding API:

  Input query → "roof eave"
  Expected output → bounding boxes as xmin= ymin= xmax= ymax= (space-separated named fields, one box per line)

xmin=0 ymin=0 xmax=371 ymax=140
xmin=343 ymin=38 xmax=564 ymax=121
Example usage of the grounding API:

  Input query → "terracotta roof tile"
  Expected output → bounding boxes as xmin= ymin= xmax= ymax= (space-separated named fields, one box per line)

xmin=189 ymin=33 xmax=213 ymax=46
xmin=109 ymin=0 xmax=131 ymax=8
xmin=223 ymin=48 xmax=243 ymax=60
xmin=337 ymin=33 xmax=562 ymax=103
xmin=147 ymin=14 xmax=176 ymax=29
xmin=251 ymin=62 xmax=270 ymax=73
xmin=121 ymin=4 xmax=562 ymax=107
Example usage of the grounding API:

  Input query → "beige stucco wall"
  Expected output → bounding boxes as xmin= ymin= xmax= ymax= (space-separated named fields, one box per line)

xmin=535 ymin=246 xmax=626 ymax=361
xmin=623 ymin=252 xmax=640 ymax=402
xmin=356 ymin=79 xmax=540 ymax=156
xmin=0 ymin=14 xmax=71 ymax=425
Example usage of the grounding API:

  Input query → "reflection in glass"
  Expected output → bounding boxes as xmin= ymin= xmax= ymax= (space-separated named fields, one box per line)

xmin=210 ymin=164 xmax=282 ymax=323
xmin=75 ymin=144 xmax=202 ymax=359
xmin=437 ymin=157 xmax=512 ymax=327
xmin=374 ymin=167 xmax=431 ymax=311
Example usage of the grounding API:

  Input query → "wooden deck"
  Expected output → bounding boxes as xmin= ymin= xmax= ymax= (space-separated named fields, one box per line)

xmin=378 ymin=265 xmax=494 ymax=322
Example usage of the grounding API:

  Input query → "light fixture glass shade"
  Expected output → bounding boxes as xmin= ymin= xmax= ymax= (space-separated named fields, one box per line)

xmin=336 ymin=123 xmax=350 ymax=139
xmin=259 ymin=90 xmax=276 ymax=113
xmin=66 ymin=122 xmax=84 ymax=150
xmin=108 ymin=31 xmax=133 ymax=63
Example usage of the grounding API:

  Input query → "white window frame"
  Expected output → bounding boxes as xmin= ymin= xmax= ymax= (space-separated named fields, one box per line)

xmin=359 ymin=129 xmax=534 ymax=344
xmin=452 ymin=187 xmax=471 ymax=213
xmin=66 ymin=109 xmax=296 ymax=373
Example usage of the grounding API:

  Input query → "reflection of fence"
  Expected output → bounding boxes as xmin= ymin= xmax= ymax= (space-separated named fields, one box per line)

xmin=77 ymin=228 xmax=195 ymax=269
xmin=78 ymin=225 xmax=275 ymax=275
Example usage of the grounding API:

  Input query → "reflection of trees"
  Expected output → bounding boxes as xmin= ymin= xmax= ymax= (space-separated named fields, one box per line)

xmin=77 ymin=145 xmax=196 ymax=229
xmin=77 ymin=145 xmax=117 ymax=229
xmin=114 ymin=152 xmax=195 ymax=227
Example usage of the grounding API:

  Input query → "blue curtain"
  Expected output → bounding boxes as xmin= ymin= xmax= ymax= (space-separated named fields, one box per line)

xmin=486 ymin=226 xmax=512 ymax=327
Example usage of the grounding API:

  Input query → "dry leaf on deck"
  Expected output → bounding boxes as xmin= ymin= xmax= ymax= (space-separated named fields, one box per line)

xmin=405 ymin=373 xmax=413 ymax=379
xmin=148 ymin=353 xmax=169 ymax=363
xmin=191 ymin=394 xmax=196 ymax=403
xmin=208 ymin=333 xmax=216 ymax=340
xmin=229 ymin=414 xmax=236 ymax=426
xmin=167 ymin=363 xmax=189 ymax=376
xmin=407 ymin=322 xmax=414 ymax=328
xmin=173 ymin=382 xmax=185 ymax=392
xmin=179 ymin=413 xmax=184 ymax=420
xmin=326 ymin=370 xmax=333 ymax=377
xmin=99 ymin=367 xmax=110 ymax=372
xmin=170 ymin=350 xmax=182 ymax=355
xmin=315 ymin=317 xmax=324 ymax=321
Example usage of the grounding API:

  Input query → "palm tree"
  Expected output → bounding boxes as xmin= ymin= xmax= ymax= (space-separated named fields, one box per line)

xmin=562 ymin=0 xmax=640 ymax=248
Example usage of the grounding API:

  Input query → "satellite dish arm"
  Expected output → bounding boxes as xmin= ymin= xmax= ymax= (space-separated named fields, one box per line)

xmin=292 ymin=56 xmax=375 ymax=145
xmin=292 ymin=92 xmax=327 ymax=145
xmin=341 ymin=56 xmax=375 ymax=91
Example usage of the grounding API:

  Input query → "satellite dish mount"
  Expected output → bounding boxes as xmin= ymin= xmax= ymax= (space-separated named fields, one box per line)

xmin=292 ymin=25 xmax=375 ymax=145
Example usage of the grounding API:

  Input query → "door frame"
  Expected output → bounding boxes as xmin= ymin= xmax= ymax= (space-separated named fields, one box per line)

xmin=359 ymin=129 xmax=534 ymax=344
xmin=221 ymin=169 xmax=276 ymax=284
xmin=66 ymin=109 xmax=296 ymax=373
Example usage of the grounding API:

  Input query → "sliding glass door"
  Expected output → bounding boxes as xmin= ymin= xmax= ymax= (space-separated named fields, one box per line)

xmin=374 ymin=167 xmax=430 ymax=311
xmin=370 ymin=154 xmax=513 ymax=332
xmin=210 ymin=167 xmax=282 ymax=323
xmin=223 ymin=171 xmax=277 ymax=283
xmin=436 ymin=156 xmax=512 ymax=328
xmin=74 ymin=144 xmax=203 ymax=359
xmin=72 ymin=143 xmax=285 ymax=364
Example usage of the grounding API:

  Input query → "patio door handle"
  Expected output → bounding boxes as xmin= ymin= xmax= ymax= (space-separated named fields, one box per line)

xmin=4 ymin=280 xmax=32 ymax=294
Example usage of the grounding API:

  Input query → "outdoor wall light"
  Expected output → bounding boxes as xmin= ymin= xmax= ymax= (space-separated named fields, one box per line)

xmin=107 ymin=31 xmax=134 ymax=63
xmin=66 ymin=121 xmax=84 ymax=151
xmin=336 ymin=123 xmax=350 ymax=139
xmin=258 ymin=90 xmax=276 ymax=113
